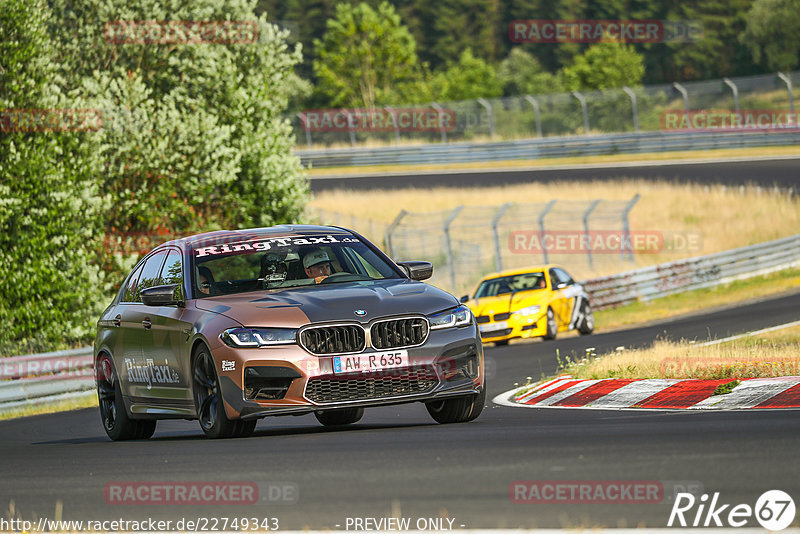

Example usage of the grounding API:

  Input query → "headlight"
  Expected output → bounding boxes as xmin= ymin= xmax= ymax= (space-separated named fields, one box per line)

xmin=221 ymin=327 xmax=297 ymax=347
xmin=513 ymin=305 xmax=541 ymax=316
xmin=429 ymin=305 xmax=472 ymax=330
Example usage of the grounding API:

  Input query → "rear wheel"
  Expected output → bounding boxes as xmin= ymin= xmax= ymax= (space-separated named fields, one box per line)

xmin=96 ymin=354 xmax=157 ymax=441
xmin=578 ymin=301 xmax=594 ymax=335
xmin=543 ymin=308 xmax=557 ymax=340
xmin=314 ymin=407 xmax=364 ymax=426
xmin=192 ymin=347 xmax=256 ymax=439
xmin=425 ymin=387 xmax=486 ymax=424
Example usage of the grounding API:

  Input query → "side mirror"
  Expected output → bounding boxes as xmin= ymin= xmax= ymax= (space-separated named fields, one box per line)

xmin=396 ymin=261 xmax=433 ymax=281
xmin=556 ymin=282 xmax=568 ymax=289
xmin=460 ymin=295 xmax=470 ymax=303
xmin=141 ymin=284 xmax=183 ymax=307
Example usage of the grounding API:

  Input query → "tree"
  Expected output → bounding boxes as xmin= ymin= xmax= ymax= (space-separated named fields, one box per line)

xmin=313 ymin=1 xmax=426 ymax=108
xmin=430 ymin=48 xmax=503 ymax=102
xmin=561 ymin=41 xmax=645 ymax=91
xmin=46 ymin=0 xmax=309 ymax=282
xmin=0 ymin=0 xmax=105 ymax=353
xmin=498 ymin=48 xmax=563 ymax=96
xmin=741 ymin=0 xmax=800 ymax=71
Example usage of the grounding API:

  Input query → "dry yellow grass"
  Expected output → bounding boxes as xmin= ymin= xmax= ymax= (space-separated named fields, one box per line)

xmin=561 ymin=324 xmax=800 ymax=380
xmin=0 ymin=393 xmax=97 ymax=421
xmin=310 ymin=179 xmax=800 ymax=279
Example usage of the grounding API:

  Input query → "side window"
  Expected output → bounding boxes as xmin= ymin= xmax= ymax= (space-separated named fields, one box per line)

xmin=554 ymin=268 xmax=575 ymax=286
xmin=548 ymin=269 xmax=558 ymax=288
xmin=159 ymin=249 xmax=184 ymax=300
xmin=134 ymin=250 xmax=168 ymax=302
xmin=122 ymin=263 xmax=144 ymax=303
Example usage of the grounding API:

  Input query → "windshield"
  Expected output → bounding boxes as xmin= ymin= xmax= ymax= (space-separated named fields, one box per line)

xmin=474 ymin=271 xmax=546 ymax=298
xmin=191 ymin=234 xmax=401 ymax=297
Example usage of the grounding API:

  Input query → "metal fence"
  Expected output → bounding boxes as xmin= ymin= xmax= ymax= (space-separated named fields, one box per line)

xmin=385 ymin=196 xmax=640 ymax=297
xmin=2 ymin=234 xmax=798 ymax=413
xmin=290 ymin=70 xmax=800 ymax=149
xmin=297 ymin=128 xmax=800 ymax=168
xmin=585 ymin=233 xmax=800 ymax=309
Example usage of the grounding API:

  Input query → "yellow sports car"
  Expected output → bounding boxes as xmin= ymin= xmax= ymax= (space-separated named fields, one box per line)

xmin=461 ymin=265 xmax=594 ymax=346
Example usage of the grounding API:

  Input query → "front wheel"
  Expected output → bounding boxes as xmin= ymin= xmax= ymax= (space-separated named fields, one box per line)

xmin=96 ymin=354 xmax=157 ymax=441
xmin=314 ymin=407 xmax=364 ymax=426
xmin=192 ymin=347 xmax=256 ymax=439
xmin=578 ymin=301 xmax=594 ymax=335
xmin=543 ymin=308 xmax=557 ymax=340
xmin=425 ymin=387 xmax=486 ymax=424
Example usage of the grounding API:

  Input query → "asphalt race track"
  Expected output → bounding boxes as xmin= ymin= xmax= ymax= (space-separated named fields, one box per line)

xmin=309 ymin=156 xmax=800 ymax=191
xmin=1 ymin=291 xmax=798 ymax=529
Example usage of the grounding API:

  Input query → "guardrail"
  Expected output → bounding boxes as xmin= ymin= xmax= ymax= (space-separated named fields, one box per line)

xmin=0 ymin=347 xmax=95 ymax=415
xmin=585 ymin=234 xmax=800 ymax=309
xmin=2 ymin=234 xmax=799 ymax=414
xmin=296 ymin=129 xmax=800 ymax=168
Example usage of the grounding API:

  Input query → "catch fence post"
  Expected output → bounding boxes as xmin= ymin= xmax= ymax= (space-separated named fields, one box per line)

xmin=443 ymin=206 xmax=464 ymax=293
xmin=582 ymin=199 xmax=602 ymax=270
xmin=538 ymin=200 xmax=557 ymax=264
xmin=492 ymin=203 xmax=513 ymax=272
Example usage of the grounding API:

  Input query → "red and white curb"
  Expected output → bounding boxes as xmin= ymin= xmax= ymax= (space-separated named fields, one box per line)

xmin=493 ymin=375 xmax=800 ymax=411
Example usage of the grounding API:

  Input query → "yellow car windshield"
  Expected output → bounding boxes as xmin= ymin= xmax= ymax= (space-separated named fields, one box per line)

xmin=474 ymin=272 xmax=546 ymax=298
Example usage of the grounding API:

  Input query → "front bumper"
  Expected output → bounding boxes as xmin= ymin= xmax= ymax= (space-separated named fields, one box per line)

xmin=212 ymin=323 xmax=485 ymax=420
xmin=478 ymin=311 xmax=548 ymax=342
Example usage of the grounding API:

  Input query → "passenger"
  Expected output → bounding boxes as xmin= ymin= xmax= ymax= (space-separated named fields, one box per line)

xmin=197 ymin=266 xmax=214 ymax=295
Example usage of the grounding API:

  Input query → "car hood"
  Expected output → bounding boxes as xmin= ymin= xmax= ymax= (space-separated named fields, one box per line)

xmin=468 ymin=290 xmax=548 ymax=317
xmin=194 ymin=279 xmax=460 ymax=327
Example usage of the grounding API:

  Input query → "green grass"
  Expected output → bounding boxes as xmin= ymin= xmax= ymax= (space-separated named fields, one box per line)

xmin=713 ymin=380 xmax=740 ymax=395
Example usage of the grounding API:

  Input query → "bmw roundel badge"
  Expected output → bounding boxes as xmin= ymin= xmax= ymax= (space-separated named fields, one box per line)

xmin=354 ymin=309 xmax=367 ymax=317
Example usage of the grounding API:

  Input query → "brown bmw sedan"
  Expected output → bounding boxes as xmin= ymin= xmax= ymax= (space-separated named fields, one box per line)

xmin=94 ymin=226 xmax=485 ymax=440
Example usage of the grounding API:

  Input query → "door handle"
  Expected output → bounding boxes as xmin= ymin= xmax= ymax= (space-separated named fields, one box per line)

xmin=142 ymin=318 xmax=152 ymax=330
xmin=113 ymin=314 xmax=121 ymax=327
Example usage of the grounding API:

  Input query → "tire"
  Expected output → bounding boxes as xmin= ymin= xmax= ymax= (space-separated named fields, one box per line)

xmin=425 ymin=386 xmax=486 ymax=424
xmin=96 ymin=354 xmax=157 ymax=441
xmin=578 ymin=301 xmax=594 ymax=335
xmin=314 ymin=407 xmax=364 ymax=426
xmin=494 ymin=340 xmax=509 ymax=347
xmin=543 ymin=308 xmax=557 ymax=340
xmin=192 ymin=347 xmax=256 ymax=439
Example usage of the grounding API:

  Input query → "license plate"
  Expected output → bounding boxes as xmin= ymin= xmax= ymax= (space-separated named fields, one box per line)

xmin=479 ymin=321 xmax=508 ymax=333
xmin=333 ymin=350 xmax=408 ymax=374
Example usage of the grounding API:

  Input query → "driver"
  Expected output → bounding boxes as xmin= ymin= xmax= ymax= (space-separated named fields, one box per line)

xmin=303 ymin=248 xmax=333 ymax=284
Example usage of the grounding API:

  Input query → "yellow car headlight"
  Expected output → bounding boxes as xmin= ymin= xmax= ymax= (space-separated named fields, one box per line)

xmin=513 ymin=305 xmax=541 ymax=316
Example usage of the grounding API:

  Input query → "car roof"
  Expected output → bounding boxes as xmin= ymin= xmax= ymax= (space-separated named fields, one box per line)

xmin=158 ymin=225 xmax=354 ymax=251
xmin=477 ymin=265 xmax=559 ymax=282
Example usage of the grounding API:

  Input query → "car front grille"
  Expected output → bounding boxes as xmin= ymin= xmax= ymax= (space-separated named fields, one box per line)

xmin=300 ymin=325 xmax=366 ymax=355
xmin=370 ymin=317 xmax=429 ymax=350
xmin=493 ymin=312 xmax=511 ymax=321
xmin=480 ymin=328 xmax=512 ymax=338
xmin=475 ymin=315 xmax=490 ymax=324
xmin=305 ymin=368 xmax=439 ymax=404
